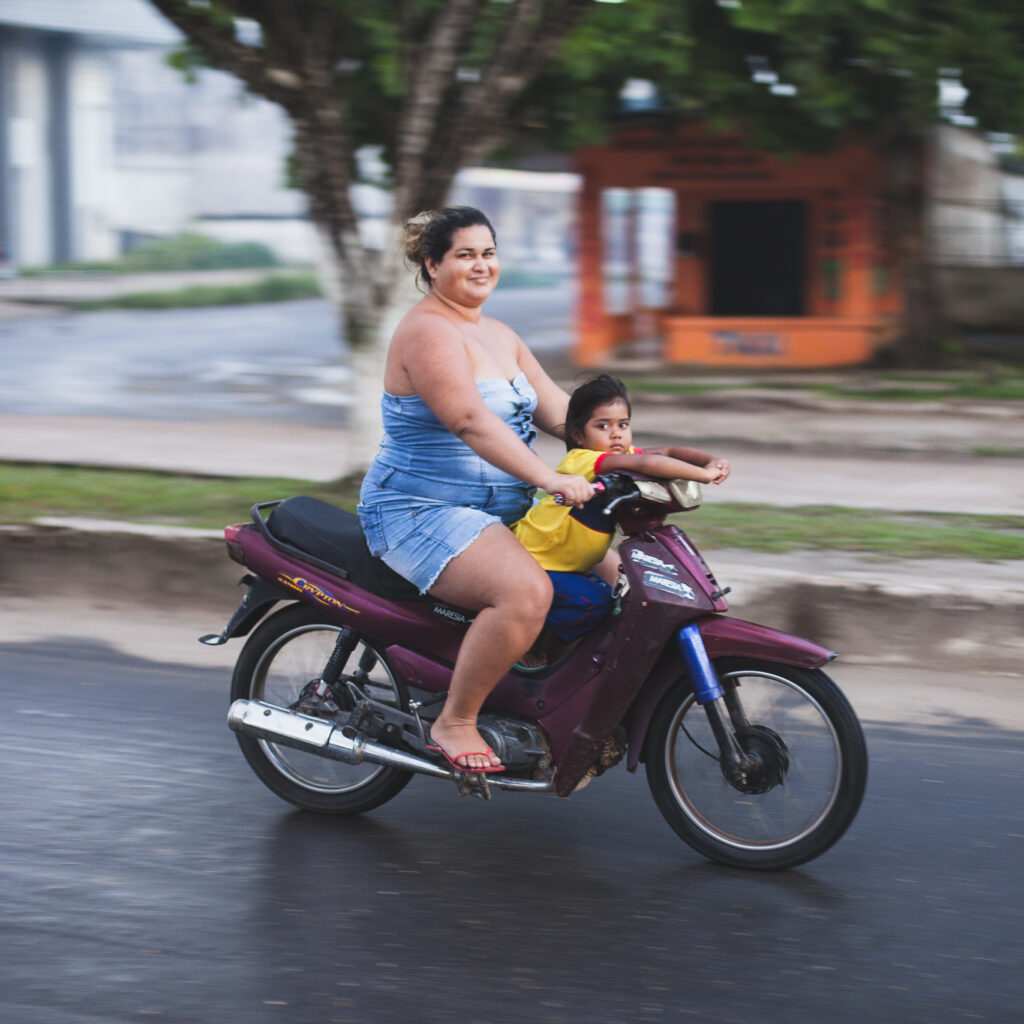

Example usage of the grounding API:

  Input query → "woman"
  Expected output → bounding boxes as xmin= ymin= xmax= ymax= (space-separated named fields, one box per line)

xmin=358 ymin=206 xmax=593 ymax=773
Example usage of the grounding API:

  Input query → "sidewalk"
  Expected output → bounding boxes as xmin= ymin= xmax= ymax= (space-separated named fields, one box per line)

xmin=1 ymin=390 xmax=1020 ymax=514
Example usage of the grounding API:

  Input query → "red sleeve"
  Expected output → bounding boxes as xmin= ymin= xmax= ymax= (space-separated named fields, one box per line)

xmin=594 ymin=447 xmax=641 ymax=475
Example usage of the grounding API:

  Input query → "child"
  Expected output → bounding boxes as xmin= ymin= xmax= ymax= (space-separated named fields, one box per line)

xmin=513 ymin=374 xmax=729 ymax=666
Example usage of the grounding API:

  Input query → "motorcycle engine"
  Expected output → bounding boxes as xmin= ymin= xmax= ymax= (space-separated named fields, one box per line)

xmin=476 ymin=715 xmax=553 ymax=779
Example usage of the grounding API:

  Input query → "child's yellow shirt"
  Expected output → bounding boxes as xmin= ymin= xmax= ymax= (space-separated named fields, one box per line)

xmin=512 ymin=446 xmax=638 ymax=572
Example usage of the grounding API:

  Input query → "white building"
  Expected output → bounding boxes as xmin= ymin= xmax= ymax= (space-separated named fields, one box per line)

xmin=0 ymin=0 xmax=579 ymax=273
xmin=926 ymin=124 xmax=1024 ymax=267
xmin=0 ymin=0 xmax=310 ymax=266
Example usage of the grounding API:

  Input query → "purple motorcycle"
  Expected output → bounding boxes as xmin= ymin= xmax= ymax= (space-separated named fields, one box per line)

xmin=202 ymin=473 xmax=867 ymax=870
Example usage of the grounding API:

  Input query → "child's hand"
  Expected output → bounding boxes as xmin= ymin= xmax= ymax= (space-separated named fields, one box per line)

xmin=706 ymin=458 xmax=730 ymax=485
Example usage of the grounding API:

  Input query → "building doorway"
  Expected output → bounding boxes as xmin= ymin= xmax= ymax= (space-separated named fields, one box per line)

xmin=708 ymin=200 xmax=806 ymax=316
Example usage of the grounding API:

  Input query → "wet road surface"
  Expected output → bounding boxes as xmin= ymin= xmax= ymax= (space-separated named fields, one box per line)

xmin=1 ymin=638 xmax=1022 ymax=1024
xmin=0 ymin=288 xmax=572 ymax=425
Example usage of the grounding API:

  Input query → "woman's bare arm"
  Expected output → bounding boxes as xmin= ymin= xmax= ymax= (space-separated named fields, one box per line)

xmin=396 ymin=315 xmax=593 ymax=504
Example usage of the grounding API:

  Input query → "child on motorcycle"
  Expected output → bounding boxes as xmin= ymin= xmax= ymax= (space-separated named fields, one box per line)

xmin=513 ymin=373 xmax=730 ymax=667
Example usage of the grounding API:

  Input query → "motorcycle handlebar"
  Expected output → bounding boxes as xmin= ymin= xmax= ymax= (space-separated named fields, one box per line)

xmin=551 ymin=480 xmax=606 ymax=507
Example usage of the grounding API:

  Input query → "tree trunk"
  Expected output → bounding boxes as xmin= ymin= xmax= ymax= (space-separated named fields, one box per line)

xmin=330 ymin=225 xmax=424 ymax=475
xmin=882 ymin=133 xmax=950 ymax=366
xmin=146 ymin=0 xmax=594 ymax=474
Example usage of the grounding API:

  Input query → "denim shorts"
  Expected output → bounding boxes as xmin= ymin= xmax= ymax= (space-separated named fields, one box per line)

xmin=358 ymin=465 xmax=533 ymax=594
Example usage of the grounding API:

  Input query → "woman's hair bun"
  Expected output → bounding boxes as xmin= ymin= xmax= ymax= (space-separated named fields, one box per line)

xmin=400 ymin=210 xmax=438 ymax=267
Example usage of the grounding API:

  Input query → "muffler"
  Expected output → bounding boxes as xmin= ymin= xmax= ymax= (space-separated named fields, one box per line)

xmin=226 ymin=699 xmax=552 ymax=791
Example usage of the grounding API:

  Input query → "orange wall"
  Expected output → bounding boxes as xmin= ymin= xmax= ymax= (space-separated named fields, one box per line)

xmin=573 ymin=121 xmax=902 ymax=367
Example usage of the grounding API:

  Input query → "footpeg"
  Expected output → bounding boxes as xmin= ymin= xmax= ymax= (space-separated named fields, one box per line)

xmin=452 ymin=771 xmax=492 ymax=800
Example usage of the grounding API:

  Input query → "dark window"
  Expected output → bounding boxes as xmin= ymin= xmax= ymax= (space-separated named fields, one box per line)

xmin=708 ymin=200 xmax=806 ymax=316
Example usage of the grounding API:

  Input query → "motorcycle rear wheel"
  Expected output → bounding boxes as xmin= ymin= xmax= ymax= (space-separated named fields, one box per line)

xmin=230 ymin=603 xmax=413 ymax=814
xmin=646 ymin=657 xmax=867 ymax=870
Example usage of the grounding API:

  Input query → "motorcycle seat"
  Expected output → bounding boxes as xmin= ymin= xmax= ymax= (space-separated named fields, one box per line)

xmin=265 ymin=495 xmax=423 ymax=603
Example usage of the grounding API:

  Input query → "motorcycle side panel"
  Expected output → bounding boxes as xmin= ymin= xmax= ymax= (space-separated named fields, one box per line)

xmin=236 ymin=527 xmax=470 ymax=660
xmin=550 ymin=534 xmax=708 ymax=794
xmin=386 ymin=629 xmax=606 ymax=723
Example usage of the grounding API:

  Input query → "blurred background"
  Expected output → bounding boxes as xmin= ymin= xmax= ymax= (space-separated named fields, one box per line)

xmin=0 ymin=0 xmax=1020 ymax=370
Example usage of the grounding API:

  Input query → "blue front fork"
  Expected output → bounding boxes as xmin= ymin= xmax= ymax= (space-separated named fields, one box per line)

xmin=677 ymin=622 xmax=748 ymax=770
xmin=677 ymin=622 xmax=724 ymax=704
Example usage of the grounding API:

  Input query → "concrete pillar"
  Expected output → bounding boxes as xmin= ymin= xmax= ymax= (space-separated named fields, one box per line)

xmin=46 ymin=32 xmax=74 ymax=263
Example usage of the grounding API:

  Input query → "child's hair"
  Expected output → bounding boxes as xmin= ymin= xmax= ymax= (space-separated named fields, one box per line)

xmin=564 ymin=374 xmax=631 ymax=451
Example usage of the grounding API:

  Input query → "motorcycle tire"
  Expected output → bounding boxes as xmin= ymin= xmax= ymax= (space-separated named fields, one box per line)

xmin=645 ymin=656 xmax=867 ymax=870
xmin=230 ymin=603 xmax=414 ymax=814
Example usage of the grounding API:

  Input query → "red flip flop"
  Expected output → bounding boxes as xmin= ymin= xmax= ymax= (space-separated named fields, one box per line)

xmin=426 ymin=742 xmax=505 ymax=774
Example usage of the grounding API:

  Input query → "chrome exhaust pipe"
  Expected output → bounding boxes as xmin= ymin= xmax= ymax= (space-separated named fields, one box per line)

xmin=227 ymin=699 xmax=553 ymax=792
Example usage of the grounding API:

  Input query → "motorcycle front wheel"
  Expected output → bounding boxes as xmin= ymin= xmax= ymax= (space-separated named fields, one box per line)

xmin=230 ymin=603 xmax=414 ymax=814
xmin=645 ymin=657 xmax=867 ymax=870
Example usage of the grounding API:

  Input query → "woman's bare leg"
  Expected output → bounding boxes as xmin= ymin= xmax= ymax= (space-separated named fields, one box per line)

xmin=427 ymin=524 xmax=552 ymax=769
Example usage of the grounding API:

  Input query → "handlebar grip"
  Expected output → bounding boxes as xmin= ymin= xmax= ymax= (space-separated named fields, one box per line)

xmin=552 ymin=480 xmax=605 ymax=506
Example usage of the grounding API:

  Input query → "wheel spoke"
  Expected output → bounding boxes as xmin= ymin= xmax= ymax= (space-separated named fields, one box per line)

xmin=252 ymin=624 xmax=400 ymax=795
xmin=670 ymin=671 xmax=842 ymax=848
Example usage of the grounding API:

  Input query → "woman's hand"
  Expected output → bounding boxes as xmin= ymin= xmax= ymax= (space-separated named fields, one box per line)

xmin=546 ymin=472 xmax=595 ymax=508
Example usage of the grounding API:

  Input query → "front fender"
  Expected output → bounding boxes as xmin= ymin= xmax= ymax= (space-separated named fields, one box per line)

xmin=699 ymin=615 xmax=835 ymax=667
xmin=624 ymin=615 xmax=835 ymax=771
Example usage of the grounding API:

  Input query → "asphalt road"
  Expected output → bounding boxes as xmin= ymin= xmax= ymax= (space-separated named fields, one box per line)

xmin=0 ymin=289 xmax=572 ymax=424
xmin=2 ymin=637 xmax=1021 ymax=1024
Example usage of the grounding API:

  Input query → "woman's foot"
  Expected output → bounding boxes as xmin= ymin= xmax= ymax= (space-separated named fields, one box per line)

xmin=427 ymin=719 xmax=503 ymax=772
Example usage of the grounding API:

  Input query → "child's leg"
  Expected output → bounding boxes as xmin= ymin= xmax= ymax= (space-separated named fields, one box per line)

xmin=545 ymin=571 xmax=614 ymax=642
xmin=592 ymin=548 xmax=621 ymax=586
xmin=516 ymin=570 xmax=614 ymax=670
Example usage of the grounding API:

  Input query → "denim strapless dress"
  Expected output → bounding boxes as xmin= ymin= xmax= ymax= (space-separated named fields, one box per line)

xmin=358 ymin=372 xmax=538 ymax=593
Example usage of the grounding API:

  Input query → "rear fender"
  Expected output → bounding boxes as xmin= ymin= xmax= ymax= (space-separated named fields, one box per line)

xmin=624 ymin=615 xmax=835 ymax=771
xmin=197 ymin=575 xmax=293 ymax=647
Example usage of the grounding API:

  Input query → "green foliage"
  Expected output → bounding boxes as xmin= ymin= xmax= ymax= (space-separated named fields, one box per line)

xmin=518 ymin=0 xmax=1024 ymax=156
xmin=154 ymin=1 xmax=1024 ymax=185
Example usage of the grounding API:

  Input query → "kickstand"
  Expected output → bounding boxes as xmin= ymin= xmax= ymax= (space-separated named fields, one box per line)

xmin=408 ymin=694 xmax=447 ymax=751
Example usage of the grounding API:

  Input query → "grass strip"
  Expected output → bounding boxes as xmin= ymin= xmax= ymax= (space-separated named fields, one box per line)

xmin=2 ymin=464 xmax=1022 ymax=561
xmin=624 ymin=365 xmax=1024 ymax=404
xmin=677 ymin=504 xmax=1024 ymax=561
xmin=0 ymin=465 xmax=359 ymax=531
xmin=72 ymin=273 xmax=322 ymax=310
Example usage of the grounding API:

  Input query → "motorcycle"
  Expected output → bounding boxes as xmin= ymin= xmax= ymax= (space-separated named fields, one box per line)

xmin=201 ymin=473 xmax=867 ymax=870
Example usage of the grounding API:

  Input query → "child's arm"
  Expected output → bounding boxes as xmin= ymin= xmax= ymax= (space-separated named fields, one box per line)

xmin=597 ymin=450 xmax=726 ymax=484
xmin=641 ymin=445 xmax=730 ymax=485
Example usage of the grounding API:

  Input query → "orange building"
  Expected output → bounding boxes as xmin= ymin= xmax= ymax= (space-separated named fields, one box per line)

xmin=574 ymin=120 xmax=904 ymax=368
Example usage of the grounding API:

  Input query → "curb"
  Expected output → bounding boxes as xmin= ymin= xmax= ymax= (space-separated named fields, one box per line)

xmin=4 ymin=522 xmax=1021 ymax=675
